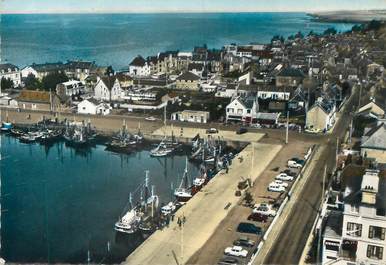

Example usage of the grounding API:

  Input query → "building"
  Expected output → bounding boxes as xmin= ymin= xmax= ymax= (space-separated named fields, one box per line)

xmin=357 ymin=100 xmax=385 ymax=119
xmin=171 ymin=110 xmax=210 ymax=123
xmin=175 ymin=71 xmax=200 ymax=91
xmin=15 ymin=90 xmax=60 ymax=111
xmin=129 ymin=56 xmax=151 ymax=77
xmin=306 ymin=97 xmax=336 ymax=132
xmin=56 ymin=80 xmax=84 ymax=98
xmin=93 ymin=76 xmax=122 ymax=102
xmin=65 ymin=60 xmax=96 ymax=81
xmin=276 ymin=67 xmax=305 ymax=87
xmin=22 ymin=62 xmax=66 ymax=80
xmin=322 ymin=169 xmax=386 ymax=265
xmin=361 ymin=123 xmax=386 ymax=164
xmin=77 ymin=98 xmax=111 ymax=115
xmin=0 ymin=63 xmax=21 ymax=87
xmin=226 ymin=96 xmax=258 ymax=124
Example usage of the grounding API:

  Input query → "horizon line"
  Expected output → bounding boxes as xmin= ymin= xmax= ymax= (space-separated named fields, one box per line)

xmin=2 ymin=8 xmax=386 ymax=15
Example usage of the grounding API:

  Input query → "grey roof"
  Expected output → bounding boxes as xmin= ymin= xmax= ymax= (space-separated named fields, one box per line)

xmin=310 ymin=97 xmax=335 ymax=114
xmin=0 ymin=63 xmax=19 ymax=71
xmin=361 ymin=123 xmax=386 ymax=150
xmin=239 ymin=96 xmax=256 ymax=109
xmin=66 ymin=60 xmax=94 ymax=70
xmin=324 ymin=210 xmax=343 ymax=239
xmin=277 ymin=67 xmax=305 ymax=78
xmin=31 ymin=62 xmax=65 ymax=72
xmin=130 ymin=56 xmax=146 ymax=67
xmin=100 ymin=76 xmax=117 ymax=90
xmin=176 ymin=71 xmax=200 ymax=81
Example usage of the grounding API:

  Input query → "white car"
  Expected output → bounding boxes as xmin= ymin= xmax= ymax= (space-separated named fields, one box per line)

xmin=268 ymin=183 xmax=286 ymax=192
xmin=145 ymin=116 xmax=157 ymax=121
xmin=275 ymin=173 xmax=294 ymax=181
xmin=271 ymin=179 xmax=289 ymax=188
xmin=224 ymin=246 xmax=248 ymax=257
xmin=252 ymin=203 xmax=277 ymax=217
xmin=287 ymin=160 xmax=302 ymax=168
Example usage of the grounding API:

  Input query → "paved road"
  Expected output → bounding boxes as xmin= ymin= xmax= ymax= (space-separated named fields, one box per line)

xmin=261 ymin=87 xmax=359 ymax=264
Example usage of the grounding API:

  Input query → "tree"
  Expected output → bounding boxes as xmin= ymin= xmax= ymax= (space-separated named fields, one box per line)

xmin=41 ymin=71 xmax=69 ymax=91
xmin=323 ymin=27 xmax=337 ymax=35
xmin=1 ymin=77 xmax=14 ymax=90
xmin=295 ymin=31 xmax=304 ymax=39
xmin=24 ymin=73 xmax=42 ymax=90
xmin=351 ymin=24 xmax=363 ymax=32
xmin=104 ymin=65 xmax=115 ymax=76
xmin=367 ymin=20 xmax=382 ymax=31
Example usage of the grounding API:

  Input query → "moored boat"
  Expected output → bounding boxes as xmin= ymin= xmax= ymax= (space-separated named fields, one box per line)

xmin=174 ymin=158 xmax=192 ymax=203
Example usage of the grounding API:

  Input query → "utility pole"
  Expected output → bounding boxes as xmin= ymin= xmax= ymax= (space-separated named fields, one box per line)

xmin=285 ymin=111 xmax=289 ymax=144
xmin=357 ymin=83 xmax=362 ymax=111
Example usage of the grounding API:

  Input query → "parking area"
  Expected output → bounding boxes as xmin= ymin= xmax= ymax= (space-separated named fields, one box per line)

xmin=187 ymin=136 xmax=316 ymax=265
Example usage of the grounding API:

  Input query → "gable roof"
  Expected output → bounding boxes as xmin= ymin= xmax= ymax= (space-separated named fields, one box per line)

xmin=31 ymin=62 xmax=65 ymax=72
xmin=310 ymin=97 xmax=335 ymax=114
xmin=277 ymin=67 xmax=305 ymax=78
xmin=176 ymin=71 xmax=200 ymax=81
xmin=361 ymin=123 xmax=386 ymax=150
xmin=0 ymin=63 xmax=19 ymax=72
xmin=99 ymin=76 xmax=118 ymax=90
xmin=130 ymin=56 xmax=146 ymax=67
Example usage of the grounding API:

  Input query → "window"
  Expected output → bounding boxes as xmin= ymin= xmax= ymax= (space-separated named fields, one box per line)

xmin=369 ymin=226 xmax=386 ymax=240
xmin=351 ymin=205 xmax=359 ymax=213
xmin=247 ymin=109 xmax=251 ymax=114
xmin=346 ymin=222 xmax=362 ymax=237
xmin=367 ymin=245 xmax=383 ymax=260
xmin=237 ymin=109 xmax=243 ymax=114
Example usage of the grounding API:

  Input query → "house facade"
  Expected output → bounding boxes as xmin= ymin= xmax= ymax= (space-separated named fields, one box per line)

xmin=175 ymin=71 xmax=200 ymax=91
xmin=361 ymin=123 xmax=386 ymax=164
xmin=15 ymin=90 xmax=60 ymax=111
xmin=0 ymin=63 xmax=21 ymax=87
xmin=276 ymin=67 xmax=305 ymax=87
xmin=94 ymin=76 xmax=122 ymax=102
xmin=77 ymin=98 xmax=111 ymax=115
xmin=129 ymin=56 xmax=151 ymax=77
xmin=56 ymin=80 xmax=85 ymax=98
xmin=322 ymin=169 xmax=386 ymax=265
xmin=306 ymin=97 xmax=336 ymax=132
xmin=226 ymin=96 xmax=258 ymax=124
xmin=171 ymin=110 xmax=210 ymax=123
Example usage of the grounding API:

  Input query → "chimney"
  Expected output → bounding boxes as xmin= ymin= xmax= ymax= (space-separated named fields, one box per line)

xmin=361 ymin=169 xmax=379 ymax=205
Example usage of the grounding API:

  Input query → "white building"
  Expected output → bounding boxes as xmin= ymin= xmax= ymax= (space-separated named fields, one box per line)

xmin=77 ymin=98 xmax=111 ymax=115
xmin=171 ymin=110 xmax=210 ymax=123
xmin=94 ymin=76 xmax=122 ymax=102
xmin=21 ymin=66 xmax=38 ymax=78
xmin=129 ymin=56 xmax=151 ymax=77
xmin=226 ymin=96 xmax=258 ymax=124
xmin=56 ymin=80 xmax=85 ymax=97
xmin=0 ymin=63 xmax=21 ymax=87
xmin=322 ymin=169 xmax=386 ymax=264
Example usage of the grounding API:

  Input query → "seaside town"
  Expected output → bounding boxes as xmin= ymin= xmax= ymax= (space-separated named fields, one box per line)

xmin=1 ymin=17 xmax=386 ymax=265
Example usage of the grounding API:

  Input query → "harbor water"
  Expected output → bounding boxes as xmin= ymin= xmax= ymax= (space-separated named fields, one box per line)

xmin=0 ymin=134 xmax=199 ymax=263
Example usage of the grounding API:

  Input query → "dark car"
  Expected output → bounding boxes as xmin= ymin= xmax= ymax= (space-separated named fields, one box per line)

xmin=233 ymin=236 xmax=255 ymax=247
xmin=247 ymin=213 xmax=268 ymax=223
xmin=236 ymin=222 xmax=262 ymax=235
xmin=281 ymin=169 xmax=297 ymax=177
xmin=236 ymin=127 xmax=248 ymax=134
xmin=218 ymin=257 xmax=239 ymax=265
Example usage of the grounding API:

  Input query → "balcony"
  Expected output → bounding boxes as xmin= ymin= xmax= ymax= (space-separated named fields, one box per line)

xmin=339 ymin=239 xmax=357 ymax=262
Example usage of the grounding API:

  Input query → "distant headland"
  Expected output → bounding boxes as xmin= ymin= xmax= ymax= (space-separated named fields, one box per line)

xmin=309 ymin=9 xmax=386 ymax=23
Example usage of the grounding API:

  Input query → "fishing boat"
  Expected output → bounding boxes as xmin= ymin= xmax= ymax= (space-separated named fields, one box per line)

xmin=161 ymin=202 xmax=177 ymax=216
xmin=19 ymin=131 xmax=43 ymax=143
xmin=1 ymin=121 xmax=12 ymax=132
xmin=115 ymin=193 xmax=141 ymax=234
xmin=10 ymin=128 xmax=25 ymax=137
xmin=38 ymin=129 xmax=62 ymax=144
xmin=150 ymin=138 xmax=174 ymax=157
xmin=64 ymin=121 xmax=97 ymax=147
xmin=174 ymin=158 xmax=193 ymax=203
xmin=138 ymin=171 xmax=159 ymax=235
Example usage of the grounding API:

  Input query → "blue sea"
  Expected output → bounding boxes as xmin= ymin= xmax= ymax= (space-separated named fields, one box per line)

xmin=1 ymin=13 xmax=354 ymax=70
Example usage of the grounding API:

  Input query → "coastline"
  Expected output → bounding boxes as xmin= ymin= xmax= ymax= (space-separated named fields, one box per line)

xmin=308 ymin=10 xmax=386 ymax=23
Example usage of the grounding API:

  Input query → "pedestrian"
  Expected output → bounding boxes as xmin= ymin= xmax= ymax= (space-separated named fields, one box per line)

xmin=182 ymin=216 xmax=186 ymax=224
xmin=287 ymin=192 xmax=291 ymax=201
xmin=171 ymin=214 xmax=175 ymax=222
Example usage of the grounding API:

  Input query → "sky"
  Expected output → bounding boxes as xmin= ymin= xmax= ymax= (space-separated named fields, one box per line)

xmin=1 ymin=0 xmax=386 ymax=14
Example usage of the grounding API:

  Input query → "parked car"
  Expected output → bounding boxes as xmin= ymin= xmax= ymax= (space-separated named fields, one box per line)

xmin=252 ymin=203 xmax=277 ymax=217
xmin=233 ymin=236 xmax=255 ymax=247
xmin=275 ymin=173 xmax=294 ymax=181
xmin=236 ymin=222 xmax=262 ymax=235
xmin=224 ymin=246 xmax=248 ymax=257
xmin=236 ymin=127 xmax=248 ymax=134
xmin=206 ymin=128 xmax=219 ymax=134
xmin=218 ymin=256 xmax=239 ymax=265
xmin=281 ymin=169 xmax=297 ymax=177
xmin=271 ymin=179 xmax=288 ymax=188
xmin=145 ymin=116 xmax=157 ymax=121
xmin=248 ymin=212 xmax=269 ymax=222
xmin=287 ymin=160 xmax=302 ymax=168
xmin=268 ymin=183 xmax=286 ymax=192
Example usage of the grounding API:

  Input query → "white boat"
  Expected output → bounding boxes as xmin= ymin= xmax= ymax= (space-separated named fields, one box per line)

xmin=161 ymin=202 xmax=176 ymax=215
xmin=19 ymin=131 xmax=43 ymax=143
xmin=114 ymin=208 xmax=141 ymax=234
xmin=1 ymin=121 xmax=12 ymax=131
xmin=115 ymin=193 xmax=141 ymax=234
xmin=174 ymin=158 xmax=192 ymax=202
xmin=150 ymin=140 xmax=174 ymax=157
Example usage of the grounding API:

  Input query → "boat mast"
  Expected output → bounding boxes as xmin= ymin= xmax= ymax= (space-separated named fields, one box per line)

xmin=144 ymin=170 xmax=149 ymax=212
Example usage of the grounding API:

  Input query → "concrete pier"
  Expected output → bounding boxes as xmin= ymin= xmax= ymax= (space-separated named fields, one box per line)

xmin=124 ymin=142 xmax=282 ymax=265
